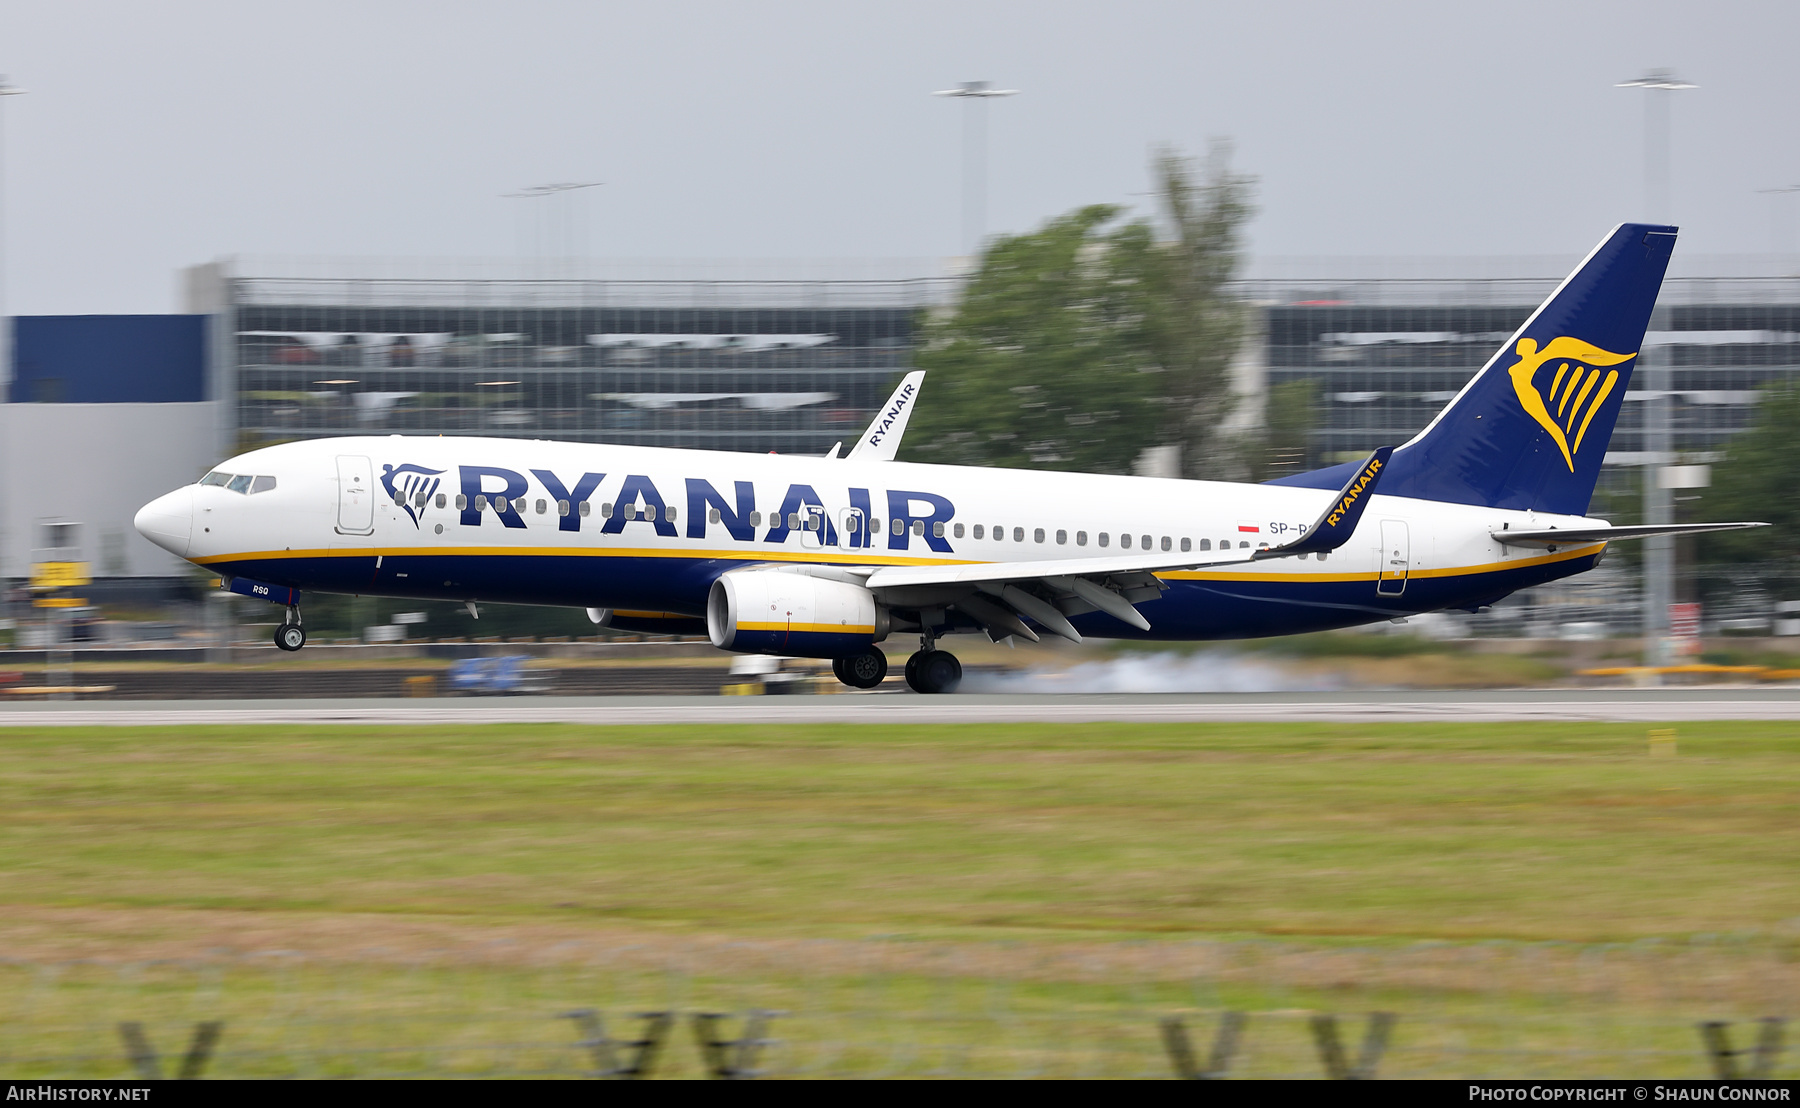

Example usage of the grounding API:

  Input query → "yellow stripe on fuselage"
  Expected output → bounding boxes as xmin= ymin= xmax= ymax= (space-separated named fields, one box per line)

xmin=195 ymin=540 xmax=1604 ymax=583
xmin=191 ymin=545 xmax=974 ymax=569
xmin=738 ymin=622 xmax=876 ymax=635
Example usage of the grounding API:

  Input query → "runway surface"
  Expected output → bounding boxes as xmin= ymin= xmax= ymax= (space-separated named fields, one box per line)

xmin=2 ymin=688 xmax=1800 ymax=724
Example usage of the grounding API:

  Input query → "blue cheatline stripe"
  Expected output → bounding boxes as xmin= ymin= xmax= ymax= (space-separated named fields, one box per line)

xmin=204 ymin=546 xmax=1600 ymax=642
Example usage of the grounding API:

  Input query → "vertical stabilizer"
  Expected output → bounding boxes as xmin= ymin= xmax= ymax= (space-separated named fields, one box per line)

xmin=1270 ymin=223 xmax=1677 ymax=515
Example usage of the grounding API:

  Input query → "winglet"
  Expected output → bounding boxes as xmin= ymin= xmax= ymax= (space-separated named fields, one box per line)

xmin=847 ymin=371 xmax=925 ymax=462
xmin=1254 ymin=446 xmax=1393 ymax=560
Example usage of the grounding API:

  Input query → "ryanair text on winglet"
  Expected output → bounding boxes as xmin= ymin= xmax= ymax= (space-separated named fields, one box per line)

xmin=1326 ymin=456 xmax=1384 ymax=528
xmin=865 ymin=381 xmax=917 ymax=448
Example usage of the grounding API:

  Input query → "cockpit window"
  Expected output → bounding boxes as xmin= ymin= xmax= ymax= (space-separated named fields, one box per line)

xmin=250 ymin=475 xmax=277 ymax=494
xmin=226 ymin=474 xmax=254 ymax=494
xmin=199 ymin=471 xmax=232 ymax=487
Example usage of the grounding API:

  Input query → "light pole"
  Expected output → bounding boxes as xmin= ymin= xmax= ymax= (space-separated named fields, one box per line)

xmin=932 ymin=81 xmax=1018 ymax=258
xmin=1616 ymin=70 xmax=1695 ymax=665
xmin=504 ymin=182 xmax=602 ymax=277
xmin=0 ymin=75 xmax=23 ymax=590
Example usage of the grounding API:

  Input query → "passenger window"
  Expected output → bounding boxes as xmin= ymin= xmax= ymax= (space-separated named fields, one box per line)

xmin=1056 ymin=530 xmax=1067 ymax=545
xmin=709 ymin=507 xmax=721 ymax=524
xmin=437 ymin=493 xmax=447 ymax=509
xmin=789 ymin=512 xmax=801 ymax=528
xmin=455 ymin=494 xmax=468 ymax=510
xmin=1121 ymin=534 xmax=1132 ymax=549
xmin=414 ymin=491 xmax=427 ymax=508
xmin=1199 ymin=538 xmax=1210 ymax=551
xmin=474 ymin=495 xmax=489 ymax=511
xmin=227 ymin=474 xmax=254 ymax=494
xmin=749 ymin=510 xmax=762 ymax=527
xmin=810 ymin=514 xmax=822 ymax=532
xmin=953 ymin=523 xmax=964 ymax=538
xmin=646 ymin=505 xmax=659 ymax=522
xmin=891 ymin=517 xmax=903 ymax=534
xmin=199 ymin=471 xmax=232 ymax=487
xmin=1318 ymin=552 xmax=1329 ymax=561
xmin=1033 ymin=528 xmax=1044 ymax=543
xmin=867 ymin=516 xmax=878 ymax=533
xmin=511 ymin=497 xmax=526 ymax=514
xmin=913 ymin=520 xmax=926 ymax=536
xmin=1098 ymin=533 xmax=1110 ymax=547
xmin=601 ymin=502 xmax=614 ymax=518
xmin=1142 ymin=535 xmax=1152 ymax=550
xmin=536 ymin=499 xmax=547 ymax=515
xmin=972 ymin=524 xmax=984 ymax=539
xmin=1161 ymin=536 xmax=1171 ymax=552
xmin=1180 ymin=537 xmax=1191 ymax=552
xmin=665 ymin=506 xmax=677 ymax=522
xmin=1012 ymin=526 xmax=1023 ymax=542
xmin=1239 ymin=541 xmax=1249 ymax=549
xmin=622 ymin=504 xmax=637 ymax=520
xmin=250 ymin=475 xmax=277 ymax=494
xmin=558 ymin=499 xmax=570 ymax=517
xmin=579 ymin=500 xmax=591 ymax=517
xmin=1076 ymin=531 xmax=1087 ymax=547
xmin=392 ymin=490 xmax=405 ymax=506
xmin=933 ymin=521 xmax=945 ymax=538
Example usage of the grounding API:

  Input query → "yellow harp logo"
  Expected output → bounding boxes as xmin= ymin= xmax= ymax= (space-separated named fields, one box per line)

xmin=1506 ymin=337 xmax=1637 ymax=471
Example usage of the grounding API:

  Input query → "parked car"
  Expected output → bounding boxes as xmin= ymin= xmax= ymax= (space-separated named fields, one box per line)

xmin=446 ymin=655 xmax=551 ymax=695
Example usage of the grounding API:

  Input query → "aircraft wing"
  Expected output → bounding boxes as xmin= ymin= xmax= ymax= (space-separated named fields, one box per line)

xmin=858 ymin=448 xmax=1392 ymax=641
xmin=845 ymin=371 xmax=925 ymax=461
xmin=1492 ymin=521 xmax=1767 ymax=548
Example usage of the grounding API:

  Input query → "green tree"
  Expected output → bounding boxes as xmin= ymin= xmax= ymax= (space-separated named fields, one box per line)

xmin=905 ymin=143 xmax=1255 ymax=476
xmin=1144 ymin=143 xmax=1258 ymax=477
xmin=1697 ymin=382 xmax=1800 ymax=568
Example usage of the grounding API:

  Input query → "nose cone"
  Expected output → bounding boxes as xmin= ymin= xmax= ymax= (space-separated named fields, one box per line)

xmin=134 ymin=487 xmax=193 ymax=558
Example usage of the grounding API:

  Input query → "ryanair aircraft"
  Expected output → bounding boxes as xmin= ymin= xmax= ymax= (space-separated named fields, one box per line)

xmin=134 ymin=224 xmax=1761 ymax=693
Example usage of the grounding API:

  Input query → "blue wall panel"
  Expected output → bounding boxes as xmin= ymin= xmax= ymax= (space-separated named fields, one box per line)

xmin=11 ymin=315 xmax=207 ymax=403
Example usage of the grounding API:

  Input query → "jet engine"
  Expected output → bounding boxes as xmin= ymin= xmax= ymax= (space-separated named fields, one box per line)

xmin=706 ymin=569 xmax=889 ymax=657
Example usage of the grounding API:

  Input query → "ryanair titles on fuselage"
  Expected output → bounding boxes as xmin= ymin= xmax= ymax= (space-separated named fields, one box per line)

xmin=378 ymin=461 xmax=1310 ymax=555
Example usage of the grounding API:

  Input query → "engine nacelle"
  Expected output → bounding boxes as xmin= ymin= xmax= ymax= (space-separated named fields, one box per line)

xmin=706 ymin=570 xmax=889 ymax=657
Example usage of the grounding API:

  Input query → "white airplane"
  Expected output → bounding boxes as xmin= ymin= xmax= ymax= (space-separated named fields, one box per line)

xmin=135 ymin=224 xmax=1761 ymax=693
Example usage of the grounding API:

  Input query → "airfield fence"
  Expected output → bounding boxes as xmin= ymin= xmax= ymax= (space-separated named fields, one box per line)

xmin=1 ymin=938 xmax=1794 ymax=1079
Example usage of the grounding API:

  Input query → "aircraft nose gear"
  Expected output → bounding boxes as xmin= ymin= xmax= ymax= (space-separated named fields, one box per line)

xmin=274 ymin=606 xmax=306 ymax=652
xmin=832 ymin=649 xmax=889 ymax=689
xmin=904 ymin=649 xmax=962 ymax=694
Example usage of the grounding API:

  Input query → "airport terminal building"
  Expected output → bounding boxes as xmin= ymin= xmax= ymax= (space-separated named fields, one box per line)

xmin=183 ymin=259 xmax=958 ymax=460
xmin=7 ymin=254 xmax=1800 ymax=634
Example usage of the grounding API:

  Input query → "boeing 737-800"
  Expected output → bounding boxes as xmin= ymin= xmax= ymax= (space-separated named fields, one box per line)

xmin=134 ymin=223 xmax=1761 ymax=693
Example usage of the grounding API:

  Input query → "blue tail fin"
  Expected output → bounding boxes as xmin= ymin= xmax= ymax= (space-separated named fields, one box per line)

xmin=1270 ymin=223 xmax=1677 ymax=515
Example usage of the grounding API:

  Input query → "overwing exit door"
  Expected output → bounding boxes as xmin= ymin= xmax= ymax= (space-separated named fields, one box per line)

xmin=336 ymin=455 xmax=375 ymax=535
xmin=839 ymin=508 xmax=865 ymax=549
xmin=1376 ymin=519 xmax=1409 ymax=596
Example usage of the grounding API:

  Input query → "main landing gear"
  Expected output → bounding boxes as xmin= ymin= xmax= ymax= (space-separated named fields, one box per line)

xmin=832 ymin=648 xmax=888 ymax=689
xmin=273 ymin=605 xmax=306 ymax=652
xmin=904 ymin=648 xmax=962 ymax=695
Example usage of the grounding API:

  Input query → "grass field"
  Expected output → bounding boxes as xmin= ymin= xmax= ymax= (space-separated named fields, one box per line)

xmin=1 ymin=720 xmax=1797 ymax=1077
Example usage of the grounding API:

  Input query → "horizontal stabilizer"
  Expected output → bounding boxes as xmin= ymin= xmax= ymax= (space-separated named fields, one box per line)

xmin=1493 ymin=521 xmax=1767 ymax=548
xmin=1253 ymin=447 xmax=1391 ymax=560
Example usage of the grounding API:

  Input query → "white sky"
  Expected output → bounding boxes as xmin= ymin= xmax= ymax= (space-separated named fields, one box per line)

xmin=2 ymin=0 xmax=1797 ymax=314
